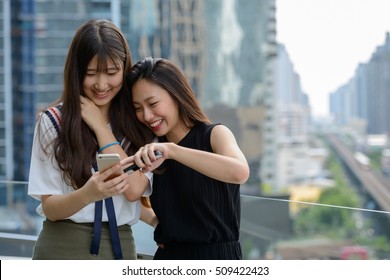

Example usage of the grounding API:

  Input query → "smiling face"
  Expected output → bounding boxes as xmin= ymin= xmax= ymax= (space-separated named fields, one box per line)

xmin=82 ymin=55 xmax=124 ymax=112
xmin=132 ymin=79 xmax=187 ymax=143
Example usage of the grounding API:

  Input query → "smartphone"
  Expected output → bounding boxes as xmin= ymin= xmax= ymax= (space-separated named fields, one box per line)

xmin=123 ymin=151 xmax=163 ymax=173
xmin=96 ymin=153 xmax=122 ymax=180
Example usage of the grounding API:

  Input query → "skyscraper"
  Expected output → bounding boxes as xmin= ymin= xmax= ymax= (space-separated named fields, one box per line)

xmin=1 ymin=0 xmax=277 ymax=193
xmin=3 ymin=0 xmax=123 ymax=181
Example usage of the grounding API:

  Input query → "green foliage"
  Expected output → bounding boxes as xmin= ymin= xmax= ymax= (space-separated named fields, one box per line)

xmin=294 ymin=147 xmax=359 ymax=238
xmin=261 ymin=183 xmax=273 ymax=194
xmin=293 ymin=134 xmax=390 ymax=258
xmin=367 ymin=149 xmax=382 ymax=171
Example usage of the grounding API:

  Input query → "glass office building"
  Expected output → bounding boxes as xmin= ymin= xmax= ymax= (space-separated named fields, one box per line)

xmin=1 ymin=0 xmax=276 ymax=192
xmin=1 ymin=0 xmax=209 ymax=182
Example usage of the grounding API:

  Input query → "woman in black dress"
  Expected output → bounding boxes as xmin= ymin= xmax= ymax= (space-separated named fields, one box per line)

xmin=124 ymin=57 xmax=250 ymax=260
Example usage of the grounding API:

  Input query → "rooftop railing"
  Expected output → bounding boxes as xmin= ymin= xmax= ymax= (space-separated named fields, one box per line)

xmin=1 ymin=180 xmax=390 ymax=260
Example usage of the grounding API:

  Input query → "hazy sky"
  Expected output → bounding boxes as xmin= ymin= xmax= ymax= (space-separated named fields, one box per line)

xmin=276 ymin=0 xmax=390 ymax=118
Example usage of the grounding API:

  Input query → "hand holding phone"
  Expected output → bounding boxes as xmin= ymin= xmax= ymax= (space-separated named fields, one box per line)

xmin=124 ymin=151 xmax=163 ymax=173
xmin=96 ymin=153 xmax=122 ymax=180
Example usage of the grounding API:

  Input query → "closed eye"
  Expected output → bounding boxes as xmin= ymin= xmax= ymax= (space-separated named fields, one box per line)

xmin=86 ymin=72 xmax=96 ymax=77
xmin=134 ymin=106 xmax=143 ymax=112
xmin=107 ymin=70 xmax=120 ymax=76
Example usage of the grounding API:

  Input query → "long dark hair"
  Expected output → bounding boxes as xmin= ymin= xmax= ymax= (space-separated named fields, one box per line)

xmin=127 ymin=57 xmax=210 ymax=132
xmin=39 ymin=19 xmax=153 ymax=189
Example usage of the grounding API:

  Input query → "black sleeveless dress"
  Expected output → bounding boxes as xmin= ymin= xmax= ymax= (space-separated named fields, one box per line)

xmin=150 ymin=123 xmax=242 ymax=260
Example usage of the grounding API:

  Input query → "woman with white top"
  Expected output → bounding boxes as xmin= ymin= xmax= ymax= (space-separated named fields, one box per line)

xmin=28 ymin=19 xmax=155 ymax=259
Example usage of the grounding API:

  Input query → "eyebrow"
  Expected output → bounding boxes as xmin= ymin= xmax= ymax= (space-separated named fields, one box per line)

xmin=87 ymin=66 xmax=120 ymax=72
xmin=133 ymin=96 xmax=156 ymax=104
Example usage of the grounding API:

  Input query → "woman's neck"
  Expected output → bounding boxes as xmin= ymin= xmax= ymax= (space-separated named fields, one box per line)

xmin=166 ymin=123 xmax=192 ymax=143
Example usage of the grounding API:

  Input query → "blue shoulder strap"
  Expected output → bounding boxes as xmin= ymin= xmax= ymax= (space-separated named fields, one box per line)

xmin=90 ymin=161 xmax=123 ymax=259
xmin=43 ymin=105 xmax=123 ymax=260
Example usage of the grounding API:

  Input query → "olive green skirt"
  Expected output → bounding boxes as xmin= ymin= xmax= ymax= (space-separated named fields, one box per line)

xmin=32 ymin=219 xmax=137 ymax=260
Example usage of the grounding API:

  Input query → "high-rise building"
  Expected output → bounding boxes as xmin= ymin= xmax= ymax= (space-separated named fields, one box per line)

xmin=0 ymin=0 xmax=207 ymax=181
xmin=0 ymin=0 xmax=128 ymax=181
xmin=1 ymin=0 xmax=277 ymax=194
xmin=124 ymin=0 xmax=205 ymax=96
xmin=0 ymin=0 xmax=13 ymax=181
xmin=201 ymin=0 xmax=277 ymax=189
xmin=5 ymin=0 xmax=117 ymax=181
xmin=329 ymin=32 xmax=390 ymax=136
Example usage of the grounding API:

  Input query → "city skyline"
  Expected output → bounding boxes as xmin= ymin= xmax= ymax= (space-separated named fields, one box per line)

xmin=276 ymin=0 xmax=390 ymax=118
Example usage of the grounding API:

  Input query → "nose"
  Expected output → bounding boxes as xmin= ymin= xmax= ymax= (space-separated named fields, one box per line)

xmin=143 ymin=107 xmax=154 ymax=122
xmin=94 ymin=74 xmax=108 ymax=91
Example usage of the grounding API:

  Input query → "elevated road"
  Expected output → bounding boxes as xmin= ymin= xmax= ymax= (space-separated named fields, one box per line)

xmin=327 ymin=134 xmax=390 ymax=213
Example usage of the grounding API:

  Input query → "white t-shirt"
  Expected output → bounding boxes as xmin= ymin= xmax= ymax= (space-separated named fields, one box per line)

xmin=27 ymin=108 xmax=152 ymax=226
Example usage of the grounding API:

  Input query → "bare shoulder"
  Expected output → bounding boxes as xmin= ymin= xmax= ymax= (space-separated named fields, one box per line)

xmin=211 ymin=124 xmax=235 ymax=138
xmin=210 ymin=124 xmax=238 ymax=148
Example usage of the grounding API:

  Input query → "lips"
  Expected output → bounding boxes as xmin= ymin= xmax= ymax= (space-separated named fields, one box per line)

xmin=149 ymin=119 xmax=163 ymax=130
xmin=94 ymin=90 xmax=111 ymax=98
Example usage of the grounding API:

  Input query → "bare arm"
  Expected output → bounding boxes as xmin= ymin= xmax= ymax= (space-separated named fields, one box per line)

xmin=42 ymin=164 xmax=129 ymax=221
xmin=80 ymin=97 xmax=150 ymax=201
xmin=140 ymin=205 xmax=159 ymax=228
xmin=134 ymin=125 xmax=250 ymax=185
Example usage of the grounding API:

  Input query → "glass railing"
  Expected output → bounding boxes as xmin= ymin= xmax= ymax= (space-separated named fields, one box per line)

xmin=1 ymin=181 xmax=390 ymax=260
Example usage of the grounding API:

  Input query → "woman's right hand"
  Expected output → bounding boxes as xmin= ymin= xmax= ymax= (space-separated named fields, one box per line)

xmin=132 ymin=144 xmax=167 ymax=172
xmin=83 ymin=164 xmax=129 ymax=203
xmin=41 ymin=164 xmax=128 ymax=221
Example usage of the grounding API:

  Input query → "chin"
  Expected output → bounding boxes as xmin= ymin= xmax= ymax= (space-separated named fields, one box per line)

xmin=152 ymin=129 xmax=165 ymax=137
